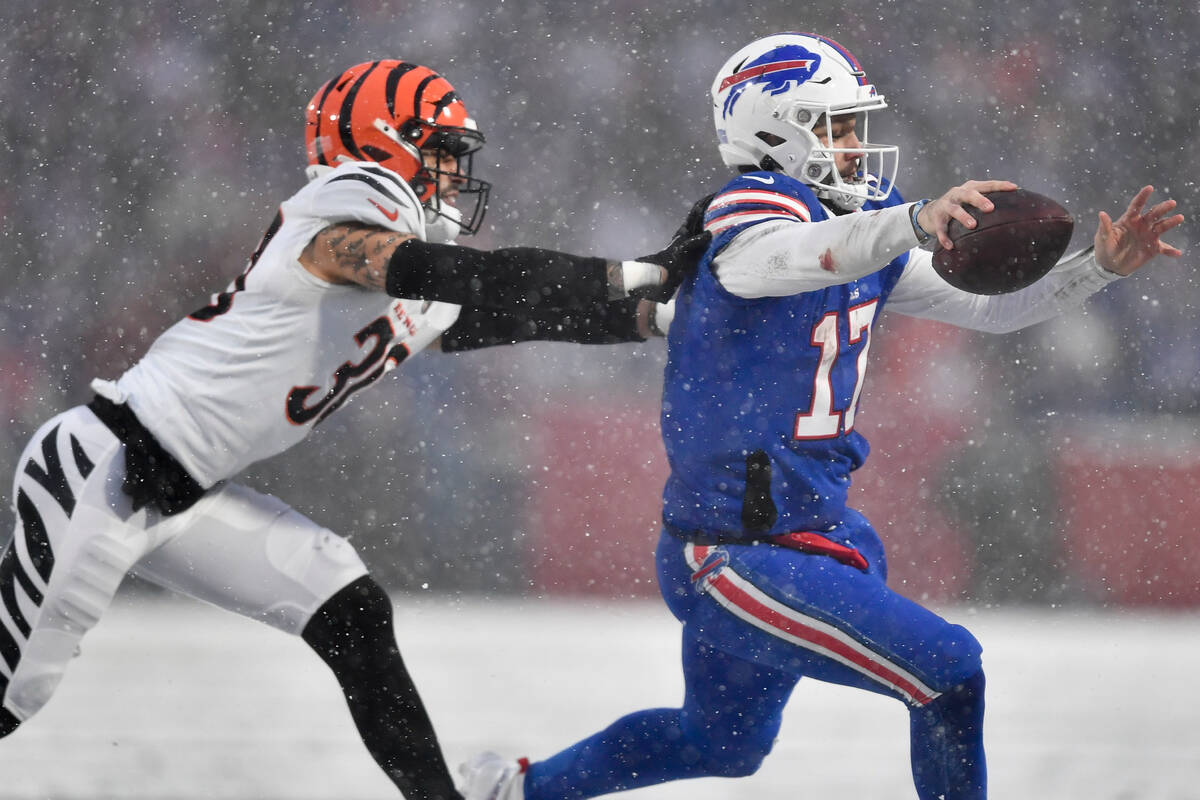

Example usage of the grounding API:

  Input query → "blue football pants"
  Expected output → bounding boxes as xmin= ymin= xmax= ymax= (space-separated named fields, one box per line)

xmin=526 ymin=524 xmax=986 ymax=800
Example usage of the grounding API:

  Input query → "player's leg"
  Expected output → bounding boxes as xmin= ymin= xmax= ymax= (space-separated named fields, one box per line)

xmin=664 ymin=531 xmax=986 ymax=800
xmin=130 ymin=482 xmax=460 ymax=800
xmin=303 ymin=575 xmax=460 ymax=800
xmin=521 ymin=628 xmax=797 ymax=800
xmin=1 ymin=407 xmax=150 ymax=734
xmin=909 ymin=668 xmax=986 ymax=799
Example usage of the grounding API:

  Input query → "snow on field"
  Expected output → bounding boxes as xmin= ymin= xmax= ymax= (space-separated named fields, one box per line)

xmin=1 ymin=593 xmax=1197 ymax=800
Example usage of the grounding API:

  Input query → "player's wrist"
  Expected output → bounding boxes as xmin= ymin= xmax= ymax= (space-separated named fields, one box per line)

xmin=619 ymin=260 xmax=665 ymax=297
xmin=909 ymin=199 xmax=935 ymax=246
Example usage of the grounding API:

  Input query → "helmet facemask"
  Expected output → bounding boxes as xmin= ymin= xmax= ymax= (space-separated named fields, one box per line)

xmin=774 ymin=104 xmax=896 ymax=211
xmin=413 ymin=125 xmax=491 ymax=239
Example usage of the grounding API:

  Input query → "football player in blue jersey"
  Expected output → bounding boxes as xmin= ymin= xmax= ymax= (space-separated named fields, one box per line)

xmin=460 ymin=32 xmax=1184 ymax=800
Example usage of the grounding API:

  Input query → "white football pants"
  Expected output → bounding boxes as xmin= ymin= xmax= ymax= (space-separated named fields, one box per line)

xmin=0 ymin=405 xmax=368 ymax=723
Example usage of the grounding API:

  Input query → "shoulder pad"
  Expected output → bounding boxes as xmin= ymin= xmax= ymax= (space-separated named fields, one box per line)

xmin=703 ymin=171 xmax=820 ymax=235
xmin=308 ymin=161 xmax=425 ymax=236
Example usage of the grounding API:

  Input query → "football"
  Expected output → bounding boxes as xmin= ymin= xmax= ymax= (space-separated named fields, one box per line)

xmin=931 ymin=188 xmax=1074 ymax=295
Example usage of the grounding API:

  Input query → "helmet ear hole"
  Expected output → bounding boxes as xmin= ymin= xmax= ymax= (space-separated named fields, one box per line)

xmin=755 ymin=131 xmax=787 ymax=147
xmin=399 ymin=119 xmax=425 ymax=143
xmin=409 ymin=174 xmax=435 ymax=201
xmin=759 ymin=154 xmax=783 ymax=172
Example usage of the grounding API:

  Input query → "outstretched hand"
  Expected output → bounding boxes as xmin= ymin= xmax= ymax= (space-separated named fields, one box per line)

xmin=633 ymin=230 xmax=713 ymax=302
xmin=917 ymin=179 xmax=1019 ymax=251
xmin=1094 ymin=185 xmax=1184 ymax=276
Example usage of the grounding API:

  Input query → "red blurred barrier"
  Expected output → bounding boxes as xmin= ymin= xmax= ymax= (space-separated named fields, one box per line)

xmin=525 ymin=404 xmax=664 ymax=598
xmin=1058 ymin=432 xmax=1200 ymax=606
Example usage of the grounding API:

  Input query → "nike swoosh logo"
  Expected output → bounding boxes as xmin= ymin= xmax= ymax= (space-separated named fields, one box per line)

xmin=743 ymin=175 xmax=775 ymax=184
xmin=369 ymin=198 xmax=400 ymax=221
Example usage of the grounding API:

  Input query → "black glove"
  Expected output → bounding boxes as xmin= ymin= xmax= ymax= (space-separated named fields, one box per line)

xmin=675 ymin=193 xmax=714 ymax=239
xmin=633 ymin=195 xmax=715 ymax=302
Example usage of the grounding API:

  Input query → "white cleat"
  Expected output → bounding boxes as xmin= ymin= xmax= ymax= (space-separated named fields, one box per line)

xmin=459 ymin=751 xmax=528 ymax=800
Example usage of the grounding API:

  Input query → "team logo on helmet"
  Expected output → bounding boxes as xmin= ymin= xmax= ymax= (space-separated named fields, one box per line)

xmin=719 ymin=45 xmax=822 ymax=118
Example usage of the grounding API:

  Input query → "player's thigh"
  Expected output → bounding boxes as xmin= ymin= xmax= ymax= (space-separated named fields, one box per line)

xmin=659 ymin=532 xmax=980 ymax=704
xmin=2 ymin=407 xmax=150 ymax=718
xmin=131 ymin=483 xmax=368 ymax=635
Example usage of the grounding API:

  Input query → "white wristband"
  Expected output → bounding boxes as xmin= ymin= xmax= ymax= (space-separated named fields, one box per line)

xmin=620 ymin=260 xmax=662 ymax=294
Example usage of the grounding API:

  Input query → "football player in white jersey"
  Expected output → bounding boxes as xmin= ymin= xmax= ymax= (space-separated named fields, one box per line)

xmin=0 ymin=59 xmax=706 ymax=800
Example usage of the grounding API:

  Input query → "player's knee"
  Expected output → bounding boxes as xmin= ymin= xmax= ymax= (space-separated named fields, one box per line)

xmin=302 ymin=575 xmax=394 ymax=662
xmin=948 ymin=668 xmax=985 ymax=705
xmin=929 ymin=623 xmax=984 ymax=691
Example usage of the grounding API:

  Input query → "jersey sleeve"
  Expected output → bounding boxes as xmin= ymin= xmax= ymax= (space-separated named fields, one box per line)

xmin=710 ymin=174 xmax=922 ymax=298
xmin=304 ymin=162 xmax=426 ymax=237
xmin=886 ymin=246 xmax=1120 ymax=333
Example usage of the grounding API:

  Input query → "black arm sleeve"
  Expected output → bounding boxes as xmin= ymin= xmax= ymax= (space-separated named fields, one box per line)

xmin=440 ymin=298 xmax=645 ymax=352
xmin=385 ymin=238 xmax=611 ymax=311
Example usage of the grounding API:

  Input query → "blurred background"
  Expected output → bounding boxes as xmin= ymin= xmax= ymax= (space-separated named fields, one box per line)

xmin=2 ymin=0 xmax=1198 ymax=609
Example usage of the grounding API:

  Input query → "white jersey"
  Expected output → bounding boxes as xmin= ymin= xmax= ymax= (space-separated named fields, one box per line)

xmin=95 ymin=162 xmax=461 ymax=488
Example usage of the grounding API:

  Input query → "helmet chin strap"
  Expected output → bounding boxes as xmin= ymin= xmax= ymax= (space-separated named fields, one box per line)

xmin=819 ymin=177 xmax=869 ymax=211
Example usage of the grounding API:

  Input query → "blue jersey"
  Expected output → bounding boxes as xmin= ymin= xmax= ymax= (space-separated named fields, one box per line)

xmin=662 ymin=172 xmax=909 ymax=539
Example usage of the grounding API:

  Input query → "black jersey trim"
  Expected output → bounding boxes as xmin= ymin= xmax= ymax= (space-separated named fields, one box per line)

xmin=357 ymin=164 xmax=411 ymax=194
xmin=326 ymin=171 xmax=411 ymax=209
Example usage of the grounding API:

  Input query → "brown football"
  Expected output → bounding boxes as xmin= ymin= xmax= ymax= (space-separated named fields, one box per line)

xmin=931 ymin=188 xmax=1074 ymax=295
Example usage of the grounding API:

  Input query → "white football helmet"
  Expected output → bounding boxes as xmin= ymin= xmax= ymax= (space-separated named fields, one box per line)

xmin=711 ymin=32 xmax=898 ymax=210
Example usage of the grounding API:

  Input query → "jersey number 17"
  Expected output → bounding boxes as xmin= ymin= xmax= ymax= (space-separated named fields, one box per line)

xmin=794 ymin=299 xmax=877 ymax=441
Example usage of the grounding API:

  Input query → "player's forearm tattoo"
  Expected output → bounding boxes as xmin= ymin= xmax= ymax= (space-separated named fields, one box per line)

xmin=310 ymin=222 xmax=406 ymax=291
xmin=606 ymin=260 xmax=624 ymax=300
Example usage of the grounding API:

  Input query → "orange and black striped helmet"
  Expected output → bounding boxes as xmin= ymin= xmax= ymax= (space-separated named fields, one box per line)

xmin=305 ymin=60 xmax=490 ymax=234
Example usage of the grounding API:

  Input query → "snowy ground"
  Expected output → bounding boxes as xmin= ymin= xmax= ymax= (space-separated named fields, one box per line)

xmin=1 ymin=593 xmax=1197 ymax=800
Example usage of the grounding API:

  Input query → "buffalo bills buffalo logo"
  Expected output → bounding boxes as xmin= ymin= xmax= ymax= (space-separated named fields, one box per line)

xmin=720 ymin=45 xmax=822 ymax=119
